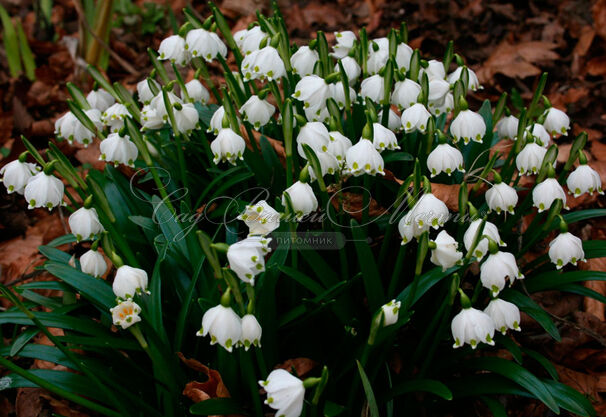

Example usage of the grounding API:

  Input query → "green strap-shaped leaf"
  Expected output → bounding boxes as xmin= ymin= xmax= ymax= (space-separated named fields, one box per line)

xmin=357 ymin=360 xmax=380 ymax=417
xmin=525 ymin=270 xmax=606 ymax=293
xmin=386 ymin=378 xmax=453 ymax=401
xmin=351 ymin=219 xmax=385 ymax=311
xmin=501 ymin=289 xmax=560 ymax=341
xmin=542 ymin=379 xmax=596 ymax=417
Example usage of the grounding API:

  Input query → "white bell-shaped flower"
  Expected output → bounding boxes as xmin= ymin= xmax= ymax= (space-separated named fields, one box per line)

xmin=238 ymin=26 xmax=266 ymax=55
xmin=395 ymin=43 xmax=413 ymax=70
xmin=335 ymin=56 xmax=361 ymax=82
xmin=427 ymin=143 xmax=464 ymax=177
xmin=290 ymin=45 xmax=318 ymax=76
xmin=403 ymin=193 xmax=450 ymax=237
xmin=185 ymin=28 xmax=227 ymax=62
xmin=451 ymin=307 xmax=495 ymax=349
xmin=430 ymin=230 xmax=463 ymax=271
xmin=427 ymin=78 xmax=451 ymax=107
xmin=549 ymin=232 xmax=586 ymax=269
xmin=136 ymin=79 xmax=160 ymax=105
xmin=367 ymin=48 xmax=389 ymax=74
xmin=227 ymin=236 xmax=272 ymax=284
xmin=344 ymin=138 xmax=385 ymax=176
xmin=423 ymin=59 xmax=446 ymax=80
xmin=141 ymin=105 xmax=164 ymax=130
xmin=359 ymin=74 xmax=385 ymax=104
xmin=208 ymin=105 xmax=226 ymax=134
xmin=304 ymin=106 xmax=330 ymax=123
xmin=80 ymin=249 xmax=107 ymax=278
xmin=381 ymin=299 xmax=401 ymax=326
xmin=327 ymin=131 xmax=352 ymax=163
xmin=148 ymin=91 xmax=181 ymax=122
xmin=496 ymin=115 xmax=519 ymax=140
xmin=259 ymin=369 xmax=305 ymax=417
xmin=240 ymin=314 xmax=262 ymax=350
xmin=238 ymin=200 xmax=280 ymax=236
xmin=240 ymin=95 xmax=275 ymax=129
xmin=391 ymin=79 xmax=421 ymax=110
xmin=241 ymin=46 xmax=286 ymax=81
xmin=24 ymin=172 xmax=64 ymax=210
xmin=430 ymin=92 xmax=454 ymax=116
xmin=543 ymin=107 xmax=570 ymax=137
xmin=516 ymin=142 xmax=547 ymax=175
xmin=447 ymin=66 xmax=481 ymax=91
xmin=158 ymin=34 xmax=189 ymax=66
xmin=68 ymin=207 xmax=104 ymax=241
xmin=55 ymin=110 xmax=101 ymax=147
xmin=86 ymin=89 xmax=115 ymax=112
xmin=293 ymin=75 xmax=329 ymax=111
xmin=533 ymin=178 xmax=568 ymax=213
xmin=101 ymin=103 xmax=129 ymax=133
xmin=99 ymin=133 xmax=138 ymax=167
xmin=210 ymin=128 xmax=246 ymax=165
xmin=484 ymin=298 xmax=520 ymax=335
xmin=485 ymin=182 xmax=518 ymax=214
xmin=172 ymin=103 xmax=199 ymax=134
xmin=566 ymin=164 xmax=603 ymax=197
xmin=463 ymin=219 xmax=505 ymax=260
xmin=198 ymin=304 xmax=242 ymax=352
xmin=112 ymin=265 xmax=149 ymax=300
xmin=527 ymin=123 xmax=550 ymax=148
xmin=328 ymin=82 xmax=356 ymax=109
xmin=401 ymin=103 xmax=431 ymax=133
xmin=378 ymin=108 xmax=402 ymax=132
xmin=182 ymin=79 xmax=210 ymax=104
xmin=480 ymin=251 xmax=524 ymax=296
xmin=296 ymin=121 xmax=330 ymax=158
xmin=332 ymin=30 xmax=356 ymax=59
xmin=450 ymin=109 xmax=486 ymax=144
xmin=1 ymin=159 xmax=38 ymax=194
xmin=282 ymin=181 xmax=318 ymax=218
xmin=110 ymin=300 xmax=142 ymax=330
xmin=372 ymin=123 xmax=399 ymax=151
xmin=309 ymin=151 xmax=339 ymax=181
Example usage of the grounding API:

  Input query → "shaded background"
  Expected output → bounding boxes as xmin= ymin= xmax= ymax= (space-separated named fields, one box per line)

xmin=0 ymin=0 xmax=605 ymax=415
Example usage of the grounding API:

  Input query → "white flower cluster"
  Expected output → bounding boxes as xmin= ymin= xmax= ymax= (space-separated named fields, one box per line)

xmin=197 ymin=305 xmax=262 ymax=352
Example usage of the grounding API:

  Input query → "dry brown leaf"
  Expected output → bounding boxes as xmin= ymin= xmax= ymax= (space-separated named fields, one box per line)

xmin=587 ymin=56 xmax=606 ymax=76
xmin=178 ymin=353 xmax=231 ymax=405
xmin=556 ymin=365 xmax=600 ymax=398
xmin=276 ymin=357 xmax=318 ymax=378
xmin=593 ymin=0 xmax=606 ymax=40
xmin=15 ymin=388 xmax=44 ymax=417
xmin=39 ymin=394 xmax=90 ymax=417
xmin=581 ymin=258 xmax=606 ymax=321
xmin=329 ymin=191 xmax=386 ymax=221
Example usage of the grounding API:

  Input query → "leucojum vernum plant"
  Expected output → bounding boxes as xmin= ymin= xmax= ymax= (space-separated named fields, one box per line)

xmin=1 ymin=3 xmax=604 ymax=417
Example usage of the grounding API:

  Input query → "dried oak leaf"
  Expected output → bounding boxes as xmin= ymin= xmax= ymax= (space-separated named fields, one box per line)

xmin=15 ymin=387 xmax=44 ymax=417
xmin=556 ymin=365 xmax=600 ymax=399
xmin=178 ymin=352 xmax=230 ymax=404
xmin=477 ymin=40 xmax=559 ymax=83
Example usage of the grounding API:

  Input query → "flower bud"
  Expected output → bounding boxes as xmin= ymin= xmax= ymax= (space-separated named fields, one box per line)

xmin=171 ymin=102 xmax=199 ymax=134
xmin=527 ymin=123 xmax=550 ymax=148
xmin=422 ymin=59 xmax=446 ymax=81
xmin=208 ymin=106 xmax=226 ymax=135
xmin=137 ymin=79 xmax=160 ymax=105
xmin=381 ymin=299 xmax=401 ymax=326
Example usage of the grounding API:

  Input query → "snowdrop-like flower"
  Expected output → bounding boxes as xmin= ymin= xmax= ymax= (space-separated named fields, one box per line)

xmin=378 ymin=108 xmax=402 ymax=132
xmin=110 ymin=300 xmax=141 ymax=330
xmin=367 ymin=47 xmax=388 ymax=74
xmin=327 ymin=131 xmax=352 ymax=163
xmin=309 ymin=151 xmax=339 ymax=181
xmin=24 ymin=172 xmax=64 ymax=210
xmin=463 ymin=219 xmax=505 ymax=260
xmin=283 ymin=181 xmax=318 ymax=218
xmin=148 ymin=91 xmax=181 ymax=122
xmin=549 ymin=232 xmax=586 ymax=269
xmin=391 ymin=79 xmax=421 ymax=110
xmin=451 ymin=307 xmax=495 ymax=349
xmin=182 ymin=79 xmax=210 ymax=104
xmin=296 ymin=122 xmax=330 ymax=158
xmin=304 ymin=105 xmax=330 ymax=123
xmin=238 ymin=200 xmax=280 ymax=236
xmin=359 ymin=74 xmax=385 ymax=104
xmin=332 ymin=30 xmax=356 ymax=58
xmin=80 ymin=249 xmax=107 ymax=278
xmin=543 ymin=107 xmax=570 ymax=137
xmin=381 ymin=300 xmax=401 ymax=326
xmin=141 ymin=105 xmax=164 ymax=130
xmin=99 ymin=133 xmax=138 ymax=167
xmin=68 ymin=207 xmax=104 ymax=241
xmin=259 ymin=369 xmax=305 ymax=417
xmin=533 ymin=178 xmax=568 ymax=212
xmin=484 ymin=299 xmax=520 ymax=335
xmin=101 ymin=103 xmax=129 ymax=132
xmin=185 ymin=28 xmax=227 ymax=62
xmin=496 ymin=115 xmax=519 ymax=140
xmin=210 ymin=128 xmax=246 ymax=165
xmin=480 ymin=251 xmax=523 ymax=296
xmin=485 ymin=182 xmax=518 ymax=214
xmin=290 ymin=45 xmax=318 ymax=76
xmin=158 ymin=35 xmax=189 ymax=66
xmin=227 ymin=237 xmax=272 ymax=284
xmin=395 ymin=43 xmax=413 ymax=70
xmin=335 ymin=56 xmax=361 ymax=82
xmin=430 ymin=230 xmax=463 ymax=271
xmin=208 ymin=106 xmax=226 ymax=135
xmin=293 ymin=75 xmax=329 ymax=111
xmin=401 ymin=103 xmax=431 ymax=133
xmin=431 ymin=92 xmax=454 ymax=116
xmin=55 ymin=110 xmax=101 ymax=146
xmin=447 ymin=66 xmax=481 ymax=91
xmin=566 ymin=164 xmax=603 ymax=197
xmin=172 ymin=103 xmax=199 ymax=134
xmin=372 ymin=123 xmax=399 ymax=151
xmin=328 ymin=82 xmax=356 ymax=109
xmin=1 ymin=160 xmax=38 ymax=194
xmin=86 ymin=89 xmax=115 ymax=112
xmin=112 ymin=265 xmax=149 ymax=300
xmin=403 ymin=193 xmax=450 ymax=237
xmin=241 ymin=46 xmax=286 ymax=81
xmin=240 ymin=314 xmax=262 ymax=350
xmin=450 ymin=109 xmax=486 ymax=144
xmin=197 ymin=304 xmax=241 ymax=352
xmin=240 ymin=95 xmax=275 ymax=129
xmin=238 ymin=25 xmax=266 ymax=55
xmin=344 ymin=138 xmax=385 ymax=176
xmin=427 ymin=78 xmax=451 ymax=107
xmin=398 ymin=213 xmax=415 ymax=245
xmin=527 ymin=123 xmax=550 ymax=147
xmin=516 ymin=142 xmax=547 ymax=175
xmin=423 ymin=59 xmax=446 ymax=80
xmin=136 ymin=79 xmax=160 ymax=105
xmin=427 ymin=143 xmax=464 ymax=177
